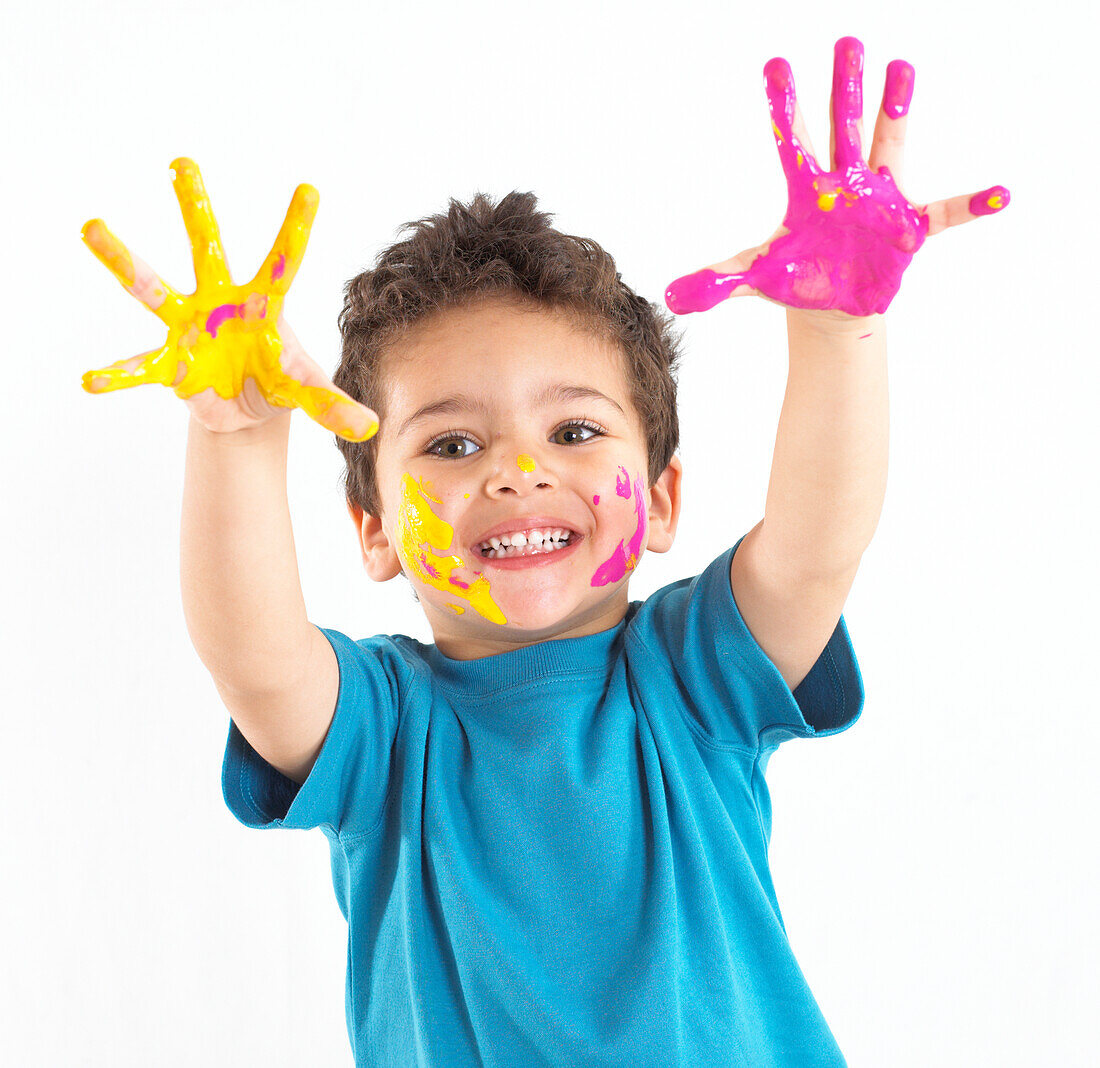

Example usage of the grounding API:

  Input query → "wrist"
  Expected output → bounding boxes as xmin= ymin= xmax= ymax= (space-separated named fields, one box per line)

xmin=188 ymin=411 xmax=291 ymax=447
xmin=785 ymin=305 xmax=885 ymax=338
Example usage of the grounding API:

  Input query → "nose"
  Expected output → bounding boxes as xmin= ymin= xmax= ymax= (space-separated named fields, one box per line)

xmin=483 ymin=445 xmax=558 ymax=497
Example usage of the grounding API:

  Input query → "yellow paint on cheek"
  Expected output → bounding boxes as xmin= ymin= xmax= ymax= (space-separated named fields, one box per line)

xmin=396 ymin=473 xmax=506 ymax=625
xmin=516 ymin=454 xmax=535 ymax=473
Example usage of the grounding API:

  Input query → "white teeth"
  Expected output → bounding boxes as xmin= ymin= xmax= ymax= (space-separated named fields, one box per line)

xmin=478 ymin=527 xmax=575 ymax=557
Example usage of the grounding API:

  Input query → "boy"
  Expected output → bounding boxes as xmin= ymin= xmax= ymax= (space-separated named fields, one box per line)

xmin=83 ymin=38 xmax=1006 ymax=1067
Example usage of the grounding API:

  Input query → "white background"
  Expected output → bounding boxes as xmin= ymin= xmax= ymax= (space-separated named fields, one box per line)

xmin=3 ymin=1 xmax=1096 ymax=1065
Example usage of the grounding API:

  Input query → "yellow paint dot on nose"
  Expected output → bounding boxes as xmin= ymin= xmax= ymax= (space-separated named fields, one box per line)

xmin=517 ymin=454 xmax=536 ymax=473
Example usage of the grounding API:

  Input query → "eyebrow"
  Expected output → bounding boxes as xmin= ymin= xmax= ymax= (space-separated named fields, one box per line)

xmin=395 ymin=383 xmax=626 ymax=439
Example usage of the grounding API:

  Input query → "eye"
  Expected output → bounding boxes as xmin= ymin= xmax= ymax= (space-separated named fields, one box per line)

xmin=552 ymin=419 xmax=605 ymax=445
xmin=425 ymin=431 xmax=482 ymax=458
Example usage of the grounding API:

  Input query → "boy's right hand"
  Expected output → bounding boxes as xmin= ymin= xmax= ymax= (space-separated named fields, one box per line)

xmin=81 ymin=157 xmax=378 ymax=442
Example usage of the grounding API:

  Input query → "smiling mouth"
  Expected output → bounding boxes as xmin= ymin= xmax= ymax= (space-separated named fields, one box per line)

xmin=475 ymin=529 xmax=578 ymax=559
xmin=477 ymin=530 xmax=589 ymax=563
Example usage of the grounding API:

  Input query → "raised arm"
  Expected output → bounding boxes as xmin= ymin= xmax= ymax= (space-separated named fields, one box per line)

xmin=665 ymin=37 xmax=1009 ymax=689
xmin=180 ymin=411 xmax=338 ymax=784
xmin=82 ymin=158 xmax=378 ymax=782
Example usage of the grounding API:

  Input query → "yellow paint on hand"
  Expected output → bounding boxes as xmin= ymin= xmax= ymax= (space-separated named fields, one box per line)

xmin=80 ymin=157 xmax=377 ymax=443
xmin=516 ymin=454 xmax=536 ymax=473
xmin=817 ymin=191 xmax=838 ymax=211
xmin=81 ymin=220 xmax=136 ymax=287
xmin=987 ymin=193 xmax=1003 ymax=210
xmin=397 ymin=474 xmax=506 ymax=625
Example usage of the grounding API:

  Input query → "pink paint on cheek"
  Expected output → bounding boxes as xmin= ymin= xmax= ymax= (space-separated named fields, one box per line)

xmin=968 ymin=186 xmax=1011 ymax=216
xmin=615 ymin=466 xmax=631 ymax=498
xmin=625 ymin=475 xmax=647 ymax=560
xmin=882 ymin=59 xmax=914 ymax=119
xmin=271 ymin=254 xmax=286 ymax=281
xmin=590 ymin=473 xmax=648 ymax=587
xmin=593 ymin=494 xmax=600 ymax=505
xmin=448 ymin=576 xmax=470 ymax=590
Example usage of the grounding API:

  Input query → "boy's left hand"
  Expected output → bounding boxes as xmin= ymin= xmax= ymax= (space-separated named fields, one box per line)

xmin=665 ymin=36 xmax=1010 ymax=320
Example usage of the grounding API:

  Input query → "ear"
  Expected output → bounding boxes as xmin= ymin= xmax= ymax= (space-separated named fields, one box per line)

xmin=646 ymin=454 xmax=683 ymax=554
xmin=346 ymin=499 xmax=404 ymax=581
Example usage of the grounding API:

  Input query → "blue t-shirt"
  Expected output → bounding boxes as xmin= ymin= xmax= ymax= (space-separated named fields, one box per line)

xmin=223 ymin=541 xmax=863 ymax=1067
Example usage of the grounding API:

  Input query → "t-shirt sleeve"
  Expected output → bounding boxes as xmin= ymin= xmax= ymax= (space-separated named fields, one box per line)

xmin=221 ymin=626 xmax=403 ymax=838
xmin=628 ymin=536 xmax=864 ymax=751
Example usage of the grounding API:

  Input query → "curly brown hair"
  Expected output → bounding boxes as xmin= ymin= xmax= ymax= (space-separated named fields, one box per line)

xmin=332 ymin=191 xmax=682 ymax=518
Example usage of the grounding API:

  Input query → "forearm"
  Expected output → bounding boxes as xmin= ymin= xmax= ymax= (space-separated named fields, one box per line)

xmin=180 ymin=411 xmax=313 ymax=695
xmin=757 ymin=307 xmax=889 ymax=580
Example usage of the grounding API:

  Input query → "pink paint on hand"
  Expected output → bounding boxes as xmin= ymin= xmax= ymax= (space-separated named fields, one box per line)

xmin=205 ymin=302 xmax=241 ymax=337
xmin=666 ymin=37 xmax=933 ymax=318
xmin=271 ymin=254 xmax=286 ymax=280
xmin=968 ymin=186 xmax=1010 ymax=216
xmin=665 ymin=271 xmax=749 ymax=314
xmin=591 ymin=472 xmax=648 ymax=587
xmin=883 ymin=59 xmax=915 ymax=119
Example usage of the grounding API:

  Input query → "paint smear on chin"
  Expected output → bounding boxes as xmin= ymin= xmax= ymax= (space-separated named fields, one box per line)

xmin=591 ymin=467 xmax=647 ymax=587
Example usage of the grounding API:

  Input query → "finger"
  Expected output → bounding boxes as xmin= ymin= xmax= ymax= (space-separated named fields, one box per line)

xmin=296 ymin=383 xmax=379 ymax=441
xmin=868 ymin=60 xmax=914 ymax=183
xmin=267 ymin=367 xmax=379 ymax=441
xmin=81 ymin=343 xmax=179 ymax=393
xmin=81 ymin=219 xmax=180 ymax=317
xmin=272 ymin=316 xmax=379 ymax=440
xmin=830 ymin=36 xmax=865 ymax=171
xmin=868 ymin=59 xmax=914 ymax=191
xmin=664 ymin=246 xmax=766 ymax=314
xmin=252 ymin=184 xmax=320 ymax=296
xmin=763 ymin=58 xmax=823 ymax=184
xmin=921 ymin=186 xmax=1011 ymax=237
xmin=170 ymin=157 xmax=232 ymax=288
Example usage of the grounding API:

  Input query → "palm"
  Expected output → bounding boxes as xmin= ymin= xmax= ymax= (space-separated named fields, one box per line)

xmin=666 ymin=38 xmax=1009 ymax=318
xmin=81 ymin=158 xmax=376 ymax=442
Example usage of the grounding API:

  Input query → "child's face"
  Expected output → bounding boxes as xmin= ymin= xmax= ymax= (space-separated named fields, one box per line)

xmin=349 ymin=298 xmax=681 ymax=660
